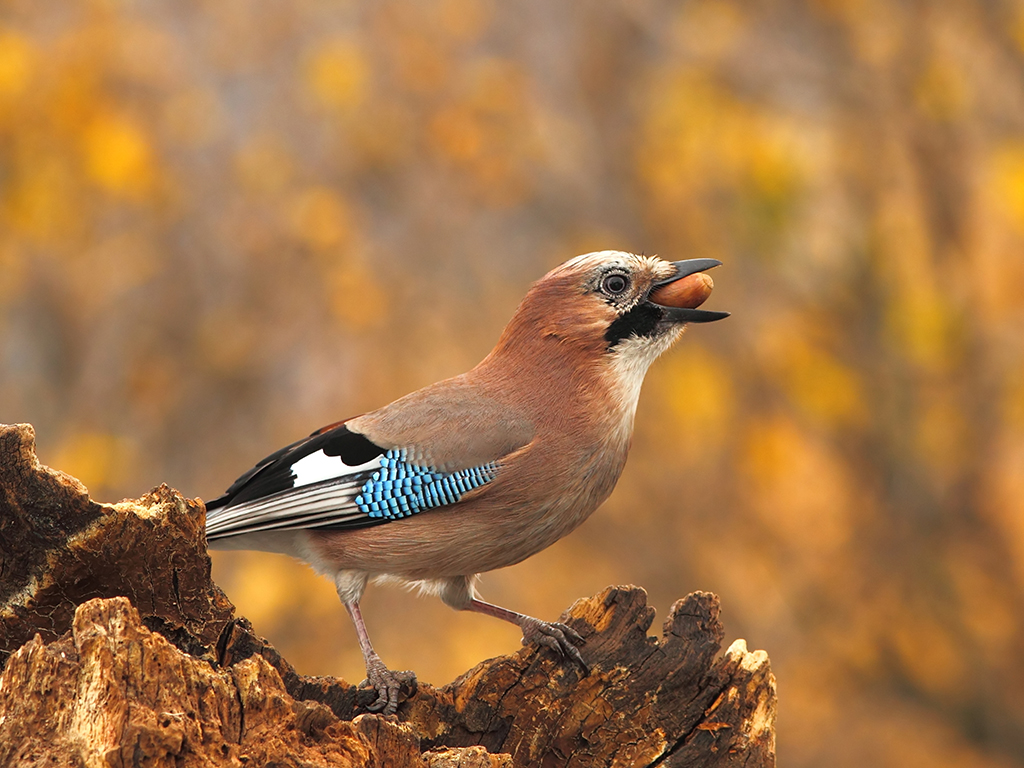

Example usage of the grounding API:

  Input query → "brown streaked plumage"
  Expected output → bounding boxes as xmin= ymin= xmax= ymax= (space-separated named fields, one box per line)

xmin=205 ymin=250 xmax=727 ymax=714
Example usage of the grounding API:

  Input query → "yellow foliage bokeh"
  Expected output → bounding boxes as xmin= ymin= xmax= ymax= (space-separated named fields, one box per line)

xmin=990 ymin=141 xmax=1024 ymax=233
xmin=305 ymin=39 xmax=369 ymax=112
xmin=83 ymin=113 xmax=156 ymax=197
xmin=52 ymin=432 xmax=137 ymax=492
xmin=0 ymin=30 xmax=35 ymax=101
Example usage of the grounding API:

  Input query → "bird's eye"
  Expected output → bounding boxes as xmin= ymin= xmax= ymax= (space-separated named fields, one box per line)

xmin=601 ymin=273 xmax=629 ymax=296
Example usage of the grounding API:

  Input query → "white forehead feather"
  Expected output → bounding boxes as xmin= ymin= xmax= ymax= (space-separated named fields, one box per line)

xmin=554 ymin=250 xmax=674 ymax=280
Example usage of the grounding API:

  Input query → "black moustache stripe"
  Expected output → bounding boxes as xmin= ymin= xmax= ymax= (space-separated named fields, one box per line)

xmin=604 ymin=303 xmax=663 ymax=348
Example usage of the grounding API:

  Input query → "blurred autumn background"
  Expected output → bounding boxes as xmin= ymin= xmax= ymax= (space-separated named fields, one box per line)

xmin=3 ymin=0 xmax=1024 ymax=764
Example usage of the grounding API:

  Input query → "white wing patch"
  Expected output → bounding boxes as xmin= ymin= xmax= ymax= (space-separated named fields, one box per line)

xmin=291 ymin=449 xmax=379 ymax=489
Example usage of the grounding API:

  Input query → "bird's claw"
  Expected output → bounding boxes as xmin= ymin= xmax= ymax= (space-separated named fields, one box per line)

xmin=359 ymin=657 xmax=416 ymax=716
xmin=521 ymin=618 xmax=589 ymax=673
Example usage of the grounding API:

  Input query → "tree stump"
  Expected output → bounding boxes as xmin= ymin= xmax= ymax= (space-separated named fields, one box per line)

xmin=0 ymin=423 xmax=776 ymax=767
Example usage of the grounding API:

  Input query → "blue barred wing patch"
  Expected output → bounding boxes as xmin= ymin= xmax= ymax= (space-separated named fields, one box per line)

xmin=355 ymin=449 xmax=497 ymax=520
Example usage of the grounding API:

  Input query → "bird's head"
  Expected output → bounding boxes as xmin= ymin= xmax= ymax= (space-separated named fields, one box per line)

xmin=491 ymin=251 xmax=728 ymax=372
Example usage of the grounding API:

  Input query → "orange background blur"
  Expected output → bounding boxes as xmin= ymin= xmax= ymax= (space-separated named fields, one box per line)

xmin=2 ymin=1 xmax=1024 ymax=765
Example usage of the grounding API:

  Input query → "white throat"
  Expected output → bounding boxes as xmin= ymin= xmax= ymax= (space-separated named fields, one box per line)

xmin=603 ymin=329 xmax=683 ymax=431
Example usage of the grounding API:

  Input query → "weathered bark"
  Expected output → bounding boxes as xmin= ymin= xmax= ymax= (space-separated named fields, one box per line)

xmin=0 ymin=423 xmax=776 ymax=767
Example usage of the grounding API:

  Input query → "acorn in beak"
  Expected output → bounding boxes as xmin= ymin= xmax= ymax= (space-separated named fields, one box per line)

xmin=647 ymin=259 xmax=729 ymax=323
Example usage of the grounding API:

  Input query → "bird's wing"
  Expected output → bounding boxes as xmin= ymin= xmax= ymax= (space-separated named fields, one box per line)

xmin=205 ymin=385 xmax=534 ymax=541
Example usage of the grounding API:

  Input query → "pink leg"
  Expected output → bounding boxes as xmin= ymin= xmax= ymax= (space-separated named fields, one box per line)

xmin=466 ymin=598 xmax=588 ymax=672
xmin=344 ymin=600 xmax=415 ymax=715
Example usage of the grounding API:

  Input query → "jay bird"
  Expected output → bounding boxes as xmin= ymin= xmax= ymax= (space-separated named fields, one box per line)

xmin=205 ymin=251 xmax=727 ymax=714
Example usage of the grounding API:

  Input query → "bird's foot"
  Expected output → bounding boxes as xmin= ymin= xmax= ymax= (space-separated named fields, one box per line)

xmin=359 ymin=655 xmax=416 ymax=715
xmin=520 ymin=617 xmax=589 ymax=673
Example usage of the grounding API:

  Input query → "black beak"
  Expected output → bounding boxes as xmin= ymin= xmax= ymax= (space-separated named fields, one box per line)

xmin=649 ymin=258 xmax=730 ymax=323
